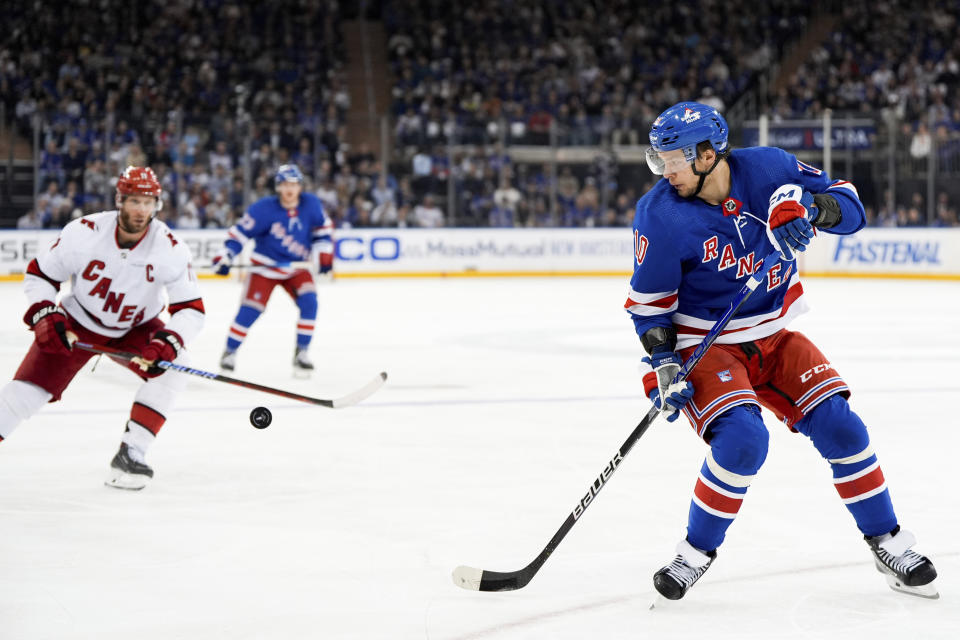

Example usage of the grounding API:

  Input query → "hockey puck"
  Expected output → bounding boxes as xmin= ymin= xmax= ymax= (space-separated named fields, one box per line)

xmin=250 ymin=406 xmax=272 ymax=429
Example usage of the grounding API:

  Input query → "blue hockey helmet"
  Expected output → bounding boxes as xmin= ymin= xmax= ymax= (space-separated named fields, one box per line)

xmin=646 ymin=102 xmax=729 ymax=175
xmin=275 ymin=164 xmax=304 ymax=187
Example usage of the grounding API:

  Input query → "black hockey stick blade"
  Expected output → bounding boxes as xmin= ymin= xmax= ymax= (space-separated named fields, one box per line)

xmin=454 ymin=404 xmax=660 ymax=592
xmin=73 ymin=340 xmax=387 ymax=408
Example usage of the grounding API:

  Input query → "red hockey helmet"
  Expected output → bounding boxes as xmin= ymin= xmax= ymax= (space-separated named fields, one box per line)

xmin=116 ymin=165 xmax=163 ymax=211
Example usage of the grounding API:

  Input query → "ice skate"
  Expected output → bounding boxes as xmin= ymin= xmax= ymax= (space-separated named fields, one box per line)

xmin=293 ymin=348 xmax=314 ymax=379
xmin=652 ymin=538 xmax=716 ymax=602
xmin=866 ymin=527 xmax=938 ymax=599
xmin=220 ymin=349 xmax=237 ymax=371
xmin=105 ymin=443 xmax=154 ymax=491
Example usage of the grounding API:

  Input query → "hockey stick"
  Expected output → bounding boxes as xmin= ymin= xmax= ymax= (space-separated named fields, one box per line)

xmin=452 ymin=250 xmax=783 ymax=592
xmin=72 ymin=341 xmax=387 ymax=408
xmin=194 ymin=260 xmax=313 ymax=270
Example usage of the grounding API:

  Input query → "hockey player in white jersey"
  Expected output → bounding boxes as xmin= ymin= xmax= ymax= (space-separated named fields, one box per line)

xmin=0 ymin=166 xmax=204 ymax=490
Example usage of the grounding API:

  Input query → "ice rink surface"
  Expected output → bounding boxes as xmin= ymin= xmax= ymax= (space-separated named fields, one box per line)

xmin=0 ymin=272 xmax=957 ymax=639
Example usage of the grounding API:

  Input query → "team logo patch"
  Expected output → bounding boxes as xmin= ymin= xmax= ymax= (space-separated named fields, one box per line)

xmin=717 ymin=370 xmax=733 ymax=382
xmin=721 ymin=197 xmax=743 ymax=217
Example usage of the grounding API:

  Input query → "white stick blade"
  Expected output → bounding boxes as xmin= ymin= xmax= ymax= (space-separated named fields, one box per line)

xmin=452 ymin=565 xmax=483 ymax=591
xmin=331 ymin=372 xmax=388 ymax=408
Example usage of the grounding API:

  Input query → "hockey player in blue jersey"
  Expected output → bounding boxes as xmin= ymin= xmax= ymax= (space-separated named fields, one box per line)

xmin=212 ymin=164 xmax=334 ymax=377
xmin=628 ymin=102 xmax=937 ymax=600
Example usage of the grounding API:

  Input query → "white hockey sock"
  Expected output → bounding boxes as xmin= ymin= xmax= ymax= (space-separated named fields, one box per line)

xmin=0 ymin=380 xmax=52 ymax=439
xmin=121 ymin=421 xmax=155 ymax=461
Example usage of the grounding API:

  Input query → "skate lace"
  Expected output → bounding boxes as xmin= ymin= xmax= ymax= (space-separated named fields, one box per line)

xmin=663 ymin=554 xmax=706 ymax=588
xmin=877 ymin=547 xmax=925 ymax=576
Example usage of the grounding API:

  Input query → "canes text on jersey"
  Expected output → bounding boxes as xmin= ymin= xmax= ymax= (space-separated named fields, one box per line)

xmin=82 ymin=260 xmax=146 ymax=323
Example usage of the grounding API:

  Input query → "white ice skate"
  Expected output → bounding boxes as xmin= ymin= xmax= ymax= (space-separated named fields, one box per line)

xmin=220 ymin=349 xmax=237 ymax=371
xmin=293 ymin=348 xmax=314 ymax=379
xmin=105 ymin=443 xmax=153 ymax=491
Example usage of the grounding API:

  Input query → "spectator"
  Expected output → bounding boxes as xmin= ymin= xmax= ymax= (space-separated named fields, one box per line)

xmin=208 ymin=141 xmax=233 ymax=173
xmin=909 ymin=122 xmax=932 ymax=159
xmin=493 ymin=177 xmax=522 ymax=218
xmin=176 ymin=195 xmax=203 ymax=229
xmin=205 ymin=192 xmax=232 ymax=228
xmin=413 ymin=194 xmax=444 ymax=227
xmin=62 ymin=137 xmax=87 ymax=187
xmin=17 ymin=209 xmax=44 ymax=230
xmin=38 ymin=140 xmax=64 ymax=189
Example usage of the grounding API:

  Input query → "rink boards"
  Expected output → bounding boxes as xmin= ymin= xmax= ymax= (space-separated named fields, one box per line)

xmin=1 ymin=227 xmax=958 ymax=280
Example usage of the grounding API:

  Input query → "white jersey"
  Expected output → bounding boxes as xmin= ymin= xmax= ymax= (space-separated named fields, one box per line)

xmin=25 ymin=211 xmax=204 ymax=342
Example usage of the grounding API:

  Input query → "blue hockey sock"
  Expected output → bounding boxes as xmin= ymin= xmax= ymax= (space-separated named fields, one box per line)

xmin=686 ymin=404 xmax=768 ymax=552
xmin=295 ymin=292 xmax=318 ymax=350
xmin=795 ymin=394 xmax=897 ymax=537
xmin=226 ymin=305 xmax=262 ymax=352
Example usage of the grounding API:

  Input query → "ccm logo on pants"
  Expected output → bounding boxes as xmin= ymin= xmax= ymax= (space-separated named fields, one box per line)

xmin=801 ymin=363 xmax=833 ymax=383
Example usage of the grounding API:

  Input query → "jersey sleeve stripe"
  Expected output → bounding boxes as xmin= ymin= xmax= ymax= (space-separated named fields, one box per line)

xmin=826 ymin=180 xmax=859 ymax=197
xmin=624 ymin=289 xmax=678 ymax=315
xmin=168 ymin=298 xmax=205 ymax=315
xmin=26 ymin=259 xmax=61 ymax=290
xmin=227 ymin=227 xmax=251 ymax=243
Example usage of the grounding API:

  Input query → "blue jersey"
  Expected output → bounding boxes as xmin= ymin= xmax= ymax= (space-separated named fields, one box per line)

xmin=625 ymin=147 xmax=865 ymax=350
xmin=225 ymin=192 xmax=333 ymax=279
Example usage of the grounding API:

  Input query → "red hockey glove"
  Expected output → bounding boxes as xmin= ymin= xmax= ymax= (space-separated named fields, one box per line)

xmin=24 ymin=301 xmax=73 ymax=356
xmin=318 ymin=251 xmax=334 ymax=275
xmin=766 ymin=184 xmax=817 ymax=261
xmin=136 ymin=330 xmax=183 ymax=377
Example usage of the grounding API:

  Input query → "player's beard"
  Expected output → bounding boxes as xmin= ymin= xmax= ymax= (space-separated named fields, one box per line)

xmin=118 ymin=206 xmax=152 ymax=236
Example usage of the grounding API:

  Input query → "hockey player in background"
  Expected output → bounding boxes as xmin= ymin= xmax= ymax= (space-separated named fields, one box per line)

xmin=212 ymin=164 xmax=333 ymax=378
xmin=628 ymin=102 xmax=938 ymax=600
xmin=0 ymin=166 xmax=204 ymax=490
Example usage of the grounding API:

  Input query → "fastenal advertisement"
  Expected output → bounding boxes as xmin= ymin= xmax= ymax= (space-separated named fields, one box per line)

xmin=798 ymin=228 xmax=960 ymax=279
xmin=1 ymin=227 xmax=958 ymax=279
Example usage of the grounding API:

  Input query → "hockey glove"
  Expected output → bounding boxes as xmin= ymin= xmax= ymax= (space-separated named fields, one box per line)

xmin=134 ymin=330 xmax=183 ymax=377
xmin=642 ymin=351 xmax=695 ymax=422
xmin=766 ymin=184 xmax=818 ymax=261
xmin=211 ymin=246 xmax=234 ymax=276
xmin=318 ymin=251 xmax=334 ymax=275
xmin=25 ymin=301 xmax=73 ymax=356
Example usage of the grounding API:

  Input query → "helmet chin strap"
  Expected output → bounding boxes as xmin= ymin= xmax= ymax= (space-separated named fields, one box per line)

xmin=690 ymin=153 xmax=724 ymax=198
